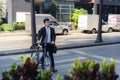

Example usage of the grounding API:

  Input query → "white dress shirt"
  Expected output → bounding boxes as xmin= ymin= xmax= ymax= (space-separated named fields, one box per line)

xmin=45 ymin=27 xmax=51 ymax=43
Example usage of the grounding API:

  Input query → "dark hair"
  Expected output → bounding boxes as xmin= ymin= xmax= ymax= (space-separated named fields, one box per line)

xmin=43 ymin=18 xmax=50 ymax=23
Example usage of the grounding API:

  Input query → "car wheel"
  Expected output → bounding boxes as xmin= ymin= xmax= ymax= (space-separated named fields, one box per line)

xmin=62 ymin=29 xmax=68 ymax=35
xmin=108 ymin=28 xmax=113 ymax=33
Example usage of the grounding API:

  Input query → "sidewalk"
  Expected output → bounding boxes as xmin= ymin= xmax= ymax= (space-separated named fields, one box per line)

xmin=0 ymin=30 xmax=120 ymax=56
xmin=0 ymin=37 xmax=120 ymax=56
xmin=0 ymin=30 xmax=30 ymax=36
xmin=1 ymin=31 xmax=120 ymax=80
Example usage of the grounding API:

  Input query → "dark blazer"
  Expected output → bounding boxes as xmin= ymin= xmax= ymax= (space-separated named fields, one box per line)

xmin=37 ymin=27 xmax=56 ymax=44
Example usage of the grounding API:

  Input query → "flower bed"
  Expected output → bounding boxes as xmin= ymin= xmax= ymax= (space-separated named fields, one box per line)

xmin=2 ymin=56 xmax=52 ymax=80
xmin=57 ymin=58 xmax=119 ymax=80
xmin=1 ymin=56 xmax=119 ymax=80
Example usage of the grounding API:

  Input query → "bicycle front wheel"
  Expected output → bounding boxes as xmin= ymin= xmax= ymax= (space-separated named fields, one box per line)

xmin=44 ymin=55 xmax=51 ymax=66
xmin=31 ymin=50 xmax=42 ymax=64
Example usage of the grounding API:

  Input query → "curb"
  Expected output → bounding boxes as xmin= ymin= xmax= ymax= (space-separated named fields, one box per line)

xmin=58 ymin=41 xmax=120 ymax=50
xmin=0 ymin=41 xmax=120 ymax=56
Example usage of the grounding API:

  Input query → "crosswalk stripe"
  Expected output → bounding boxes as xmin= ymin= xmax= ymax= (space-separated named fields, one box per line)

xmin=71 ymin=50 xmax=120 ymax=64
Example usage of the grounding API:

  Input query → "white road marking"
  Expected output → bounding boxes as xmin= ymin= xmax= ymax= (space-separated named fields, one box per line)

xmin=55 ymin=56 xmax=86 ymax=64
xmin=73 ymin=50 xmax=120 ymax=64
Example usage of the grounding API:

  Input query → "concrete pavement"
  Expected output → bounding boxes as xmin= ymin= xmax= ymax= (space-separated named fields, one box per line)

xmin=0 ymin=30 xmax=120 ymax=80
xmin=0 ymin=30 xmax=120 ymax=56
xmin=0 ymin=44 xmax=120 ymax=80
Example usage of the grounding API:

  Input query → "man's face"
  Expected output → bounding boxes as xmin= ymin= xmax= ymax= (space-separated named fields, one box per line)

xmin=44 ymin=20 xmax=50 ymax=27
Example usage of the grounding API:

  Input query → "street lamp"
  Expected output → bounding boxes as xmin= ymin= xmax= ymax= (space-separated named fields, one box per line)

xmin=95 ymin=0 xmax=103 ymax=43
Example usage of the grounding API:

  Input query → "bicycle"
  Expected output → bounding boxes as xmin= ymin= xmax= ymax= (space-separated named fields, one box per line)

xmin=30 ymin=43 xmax=51 ymax=70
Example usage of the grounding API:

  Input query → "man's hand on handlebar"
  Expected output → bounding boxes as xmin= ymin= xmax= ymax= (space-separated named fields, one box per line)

xmin=37 ymin=40 xmax=40 ymax=44
xmin=51 ymin=41 xmax=55 ymax=44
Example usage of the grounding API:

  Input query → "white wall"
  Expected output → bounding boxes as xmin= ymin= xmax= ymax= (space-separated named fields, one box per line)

xmin=16 ymin=12 xmax=30 ymax=22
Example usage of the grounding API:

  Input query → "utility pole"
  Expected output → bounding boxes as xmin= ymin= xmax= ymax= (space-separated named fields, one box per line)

xmin=30 ymin=0 xmax=37 ymax=46
xmin=25 ymin=0 xmax=36 ymax=46
xmin=95 ymin=0 xmax=103 ymax=43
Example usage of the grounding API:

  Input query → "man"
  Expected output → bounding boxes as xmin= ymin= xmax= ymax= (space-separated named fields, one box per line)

xmin=37 ymin=18 xmax=57 ymax=73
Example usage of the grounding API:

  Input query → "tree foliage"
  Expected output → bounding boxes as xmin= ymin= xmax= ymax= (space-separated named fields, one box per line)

xmin=0 ymin=0 xmax=4 ymax=18
xmin=71 ymin=8 xmax=88 ymax=27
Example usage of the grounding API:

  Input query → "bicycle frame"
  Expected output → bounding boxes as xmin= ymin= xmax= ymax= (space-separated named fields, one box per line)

xmin=43 ymin=44 xmax=51 ymax=67
xmin=31 ymin=43 xmax=51 ymax=70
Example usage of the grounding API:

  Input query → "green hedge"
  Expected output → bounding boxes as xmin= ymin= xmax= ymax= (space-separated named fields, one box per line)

xmin=1 ymin=23 xmax=14 ymax=31
xmin=0 ymin=22 xmax=25 ymax=32
xmin=13 ymin=22 xmax=25 ymax=30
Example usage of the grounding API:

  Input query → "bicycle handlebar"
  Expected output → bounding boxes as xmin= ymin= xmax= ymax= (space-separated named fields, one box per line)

xmin=30 ymin=43 xmax=41 ymax=49
xmin=30 ymin=43 xmax=50 ymax=49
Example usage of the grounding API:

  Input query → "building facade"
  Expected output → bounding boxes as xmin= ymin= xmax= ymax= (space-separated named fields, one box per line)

xmin=2 ymin=0 xmax=120 ymax=24
xmin=3 ymin=0 xmax=74 ymax=24
xmin=7 ymin=0 xmax=31 ymax=24
xmin=75 ymin=0 xmax=120 ymax=14
xmin=55 ymin=1 xmax=74 ymax=22
xmin=33 ymin=0 xmax=74 ymax=22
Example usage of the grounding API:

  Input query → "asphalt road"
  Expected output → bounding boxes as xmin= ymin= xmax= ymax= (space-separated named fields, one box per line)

xmin=0 ymin=44 xmax=120 ymax=80
xmin=0 ymin=32 xmax=120 ymax=51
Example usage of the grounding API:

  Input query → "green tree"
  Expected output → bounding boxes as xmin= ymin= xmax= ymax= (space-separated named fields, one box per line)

xmin=71 ymin=8 xmax=88 ymax=28
xmin=0 ymin=0 xmax=4 ymax=18
xmin=43 ymin=0 xmax=58 ymax=18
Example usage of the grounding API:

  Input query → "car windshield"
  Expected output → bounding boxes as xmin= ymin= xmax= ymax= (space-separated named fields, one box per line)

xmin=50 ymin=21 xmax=59 ymax=26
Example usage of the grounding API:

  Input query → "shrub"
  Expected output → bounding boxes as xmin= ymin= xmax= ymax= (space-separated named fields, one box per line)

xmin=1 ymin=23 xmax=14 ymax=31
xmin=1 ymin=55 xmax=52 ymax=80
xmin=56 ymin=58 xmax=119 ymax=80
xmin=13 ymin=22 xmax=25 ymax=30
xmin=67 ymin=58 xmax=100 ymax=80
xmin=101 ymin=58 xmax=119 ymax=80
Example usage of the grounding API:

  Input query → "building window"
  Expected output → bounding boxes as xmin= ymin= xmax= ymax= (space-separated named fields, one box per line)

xmin=57 ymin=4 xmax=74 ymax=22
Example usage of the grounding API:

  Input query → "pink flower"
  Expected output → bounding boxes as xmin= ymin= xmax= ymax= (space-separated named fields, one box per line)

xmin=88 ymin=67 xmax=93 ymax=73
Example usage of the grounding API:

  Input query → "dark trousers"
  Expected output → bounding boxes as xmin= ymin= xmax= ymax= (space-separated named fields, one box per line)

xmin=41 ymin=43 xmax=55 ymax=68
